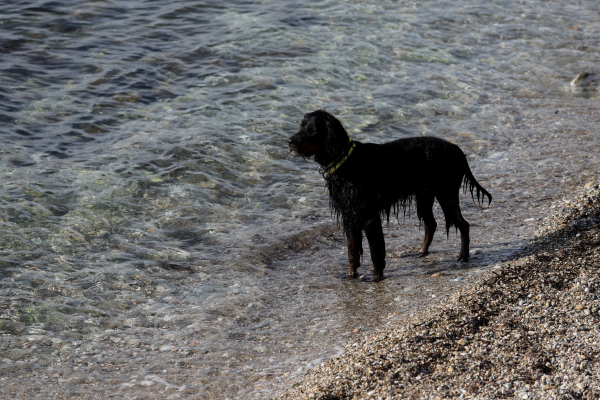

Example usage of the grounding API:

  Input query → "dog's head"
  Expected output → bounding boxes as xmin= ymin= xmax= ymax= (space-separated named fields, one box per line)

xmin=287 ymin=109 xmax=349 ymax=165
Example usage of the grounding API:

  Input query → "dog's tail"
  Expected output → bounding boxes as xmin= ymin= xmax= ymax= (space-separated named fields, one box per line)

xmin=463 ymin=163 xmax=492 ymax=206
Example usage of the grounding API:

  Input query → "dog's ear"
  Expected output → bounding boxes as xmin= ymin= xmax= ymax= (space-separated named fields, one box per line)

xmin=323 ymin=112 xmax=349 ymax=159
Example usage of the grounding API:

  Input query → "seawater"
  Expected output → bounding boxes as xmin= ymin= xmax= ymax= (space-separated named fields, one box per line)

xmin=1 ymin=0 xmax=600 ymax=398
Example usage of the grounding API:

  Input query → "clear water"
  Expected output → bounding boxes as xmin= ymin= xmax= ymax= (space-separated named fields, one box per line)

xmin=1 ymin=0 xmax=600 ymax=398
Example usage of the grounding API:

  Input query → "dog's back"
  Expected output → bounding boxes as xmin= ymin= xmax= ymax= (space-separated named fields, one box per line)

xmin=339 ymin=136 xmax=483 ymax=199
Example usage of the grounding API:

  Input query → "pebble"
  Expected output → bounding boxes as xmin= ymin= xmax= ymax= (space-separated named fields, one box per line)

xmin=280 ymin=180 xmax=600 ymax=400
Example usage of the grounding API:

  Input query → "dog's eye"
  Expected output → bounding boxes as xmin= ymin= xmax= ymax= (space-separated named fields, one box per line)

xmin=308 ymin=124 xmax=313 ymax=130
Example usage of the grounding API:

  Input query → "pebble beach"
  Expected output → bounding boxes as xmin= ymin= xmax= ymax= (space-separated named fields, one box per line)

xmin=280 ymin=180 xmax=600 ymax=400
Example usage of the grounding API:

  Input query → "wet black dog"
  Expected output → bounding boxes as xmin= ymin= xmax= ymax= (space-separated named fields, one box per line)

xmin=288 ymin=109 xmax=492 ymax=281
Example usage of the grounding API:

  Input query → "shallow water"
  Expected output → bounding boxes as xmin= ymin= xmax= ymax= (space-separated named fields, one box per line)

xmin=1 ymin=0 xmax=600 ymax=398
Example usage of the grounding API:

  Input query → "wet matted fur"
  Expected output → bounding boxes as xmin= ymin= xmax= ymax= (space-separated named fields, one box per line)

xmin=288 ymin=109 xmax=492 ymax=281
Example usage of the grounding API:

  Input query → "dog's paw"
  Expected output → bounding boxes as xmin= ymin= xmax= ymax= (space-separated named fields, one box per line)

xmin=372 ymin=273 xmax=385 ymax=282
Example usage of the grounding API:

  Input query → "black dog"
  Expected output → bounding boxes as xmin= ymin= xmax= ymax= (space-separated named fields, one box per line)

xmin=288 ymin=109 xmax=492 ymax=281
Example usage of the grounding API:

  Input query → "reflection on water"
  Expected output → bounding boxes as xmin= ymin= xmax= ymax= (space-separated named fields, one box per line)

xmin=1 ymin=0 xmax=600 ymax=398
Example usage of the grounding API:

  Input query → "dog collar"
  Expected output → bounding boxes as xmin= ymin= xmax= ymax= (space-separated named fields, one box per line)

xmin=323 ymin=139 xmax=355 ymax=175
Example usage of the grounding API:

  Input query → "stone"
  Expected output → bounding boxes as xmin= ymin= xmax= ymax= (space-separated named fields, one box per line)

xmin=541 ymin=376 xmax=552 ymax=385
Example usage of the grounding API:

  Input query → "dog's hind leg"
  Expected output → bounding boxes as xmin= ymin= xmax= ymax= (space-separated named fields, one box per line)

xmin=346 ymin=225 xmax=363 ymax=278
xmin=364 ymin=213 xmax=386 ymax=281
xmin=417 ymin=196 xmax=437 ymax=257
xmin=437 ymin=192 xmax=470 ymax=262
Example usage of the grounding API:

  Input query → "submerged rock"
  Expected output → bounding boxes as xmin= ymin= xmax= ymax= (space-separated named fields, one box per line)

xmin=0 ymin=319 xmax=24 ymax=335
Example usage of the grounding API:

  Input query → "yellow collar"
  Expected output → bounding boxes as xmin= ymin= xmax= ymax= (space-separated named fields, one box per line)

xmin=323 ymin=139 xmax=355 ymax=174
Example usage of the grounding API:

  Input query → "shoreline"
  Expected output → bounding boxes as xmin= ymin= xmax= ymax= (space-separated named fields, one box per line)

xmin=280 ymin=181 xmax=600 ymax=399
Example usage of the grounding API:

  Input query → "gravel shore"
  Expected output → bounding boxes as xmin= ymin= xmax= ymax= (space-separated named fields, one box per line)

xmin=280 ymin=181 xmax=600 ymax=400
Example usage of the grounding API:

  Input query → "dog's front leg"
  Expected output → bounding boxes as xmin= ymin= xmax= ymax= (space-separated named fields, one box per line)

xmin=364 ymin=214 xmax=386 ymax=281
xmin=346 ymin=225 xmax=363 ymax=278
